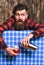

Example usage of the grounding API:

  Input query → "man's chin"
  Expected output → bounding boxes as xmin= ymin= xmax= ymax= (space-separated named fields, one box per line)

xmin=15 ymin=22 xmax=24 ymax=30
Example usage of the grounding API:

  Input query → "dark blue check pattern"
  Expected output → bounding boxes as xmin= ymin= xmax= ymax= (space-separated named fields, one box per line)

xmin=0 ymin=30 xmax=44 ymax=65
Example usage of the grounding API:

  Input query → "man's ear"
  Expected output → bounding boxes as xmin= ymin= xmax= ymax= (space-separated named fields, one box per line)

xmin=26 ymin=14 xmax=28 ymax=19
xmin=27 ymin=14 xmax=28 ymax=18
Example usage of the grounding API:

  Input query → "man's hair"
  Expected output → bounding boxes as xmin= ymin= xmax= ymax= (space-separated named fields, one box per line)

xmin=12 ymin=3 xmax=28 ymax=14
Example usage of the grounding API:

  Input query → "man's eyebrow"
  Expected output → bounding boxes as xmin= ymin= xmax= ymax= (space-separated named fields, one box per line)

xmin=16 ymin=12 xmax=25 ymax=14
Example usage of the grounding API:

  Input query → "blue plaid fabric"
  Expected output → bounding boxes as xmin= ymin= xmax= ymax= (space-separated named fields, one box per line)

xmin=0 ymin=30 xmax=44 ymax=65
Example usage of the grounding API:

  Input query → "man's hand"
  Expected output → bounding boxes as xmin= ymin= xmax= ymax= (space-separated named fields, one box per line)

xmin=4 ymin=47 xmax=20 ymax=56
xmin=20 ymin=34 xmax=33 ymax=48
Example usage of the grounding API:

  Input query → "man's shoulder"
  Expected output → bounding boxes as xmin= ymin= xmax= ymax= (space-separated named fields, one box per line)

xmin=9 ymin=16 xmax=14 ymax=20
xmin=7 ymin=16 xmax=15 ymax=23
xmin=27 ymin=18 xmax=32 ymax=23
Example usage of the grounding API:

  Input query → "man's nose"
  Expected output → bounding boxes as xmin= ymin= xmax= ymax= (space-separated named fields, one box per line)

xmin=19 ymin=15 xmax=22 ymax=19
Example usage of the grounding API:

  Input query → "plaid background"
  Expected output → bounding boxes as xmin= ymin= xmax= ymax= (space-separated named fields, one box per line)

xmin=0 ymin=30 xmax=44 ymax=65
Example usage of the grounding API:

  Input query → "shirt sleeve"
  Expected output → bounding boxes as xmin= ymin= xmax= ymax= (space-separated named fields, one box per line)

xmin=28 ymin=19 xmax=44 ymax=38
xmin=0 ymin=17 xmax=14 ymax=49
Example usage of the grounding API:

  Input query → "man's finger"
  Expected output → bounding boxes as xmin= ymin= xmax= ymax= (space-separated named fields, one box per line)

xmin=10 ymin=51 xmax=18 ymax=56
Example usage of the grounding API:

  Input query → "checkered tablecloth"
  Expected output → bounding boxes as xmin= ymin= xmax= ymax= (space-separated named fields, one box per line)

xmin=0 ymin=30 xmax=44 ymax=65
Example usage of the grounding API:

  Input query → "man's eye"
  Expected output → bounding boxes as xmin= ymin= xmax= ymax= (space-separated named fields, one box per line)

xmin=21 ymin=14 xmax=25 ymax=16
xmin=16 ymin=14 xmax=19 ymax=16
xmin=15 ymin=13 xmax=25 ymax=16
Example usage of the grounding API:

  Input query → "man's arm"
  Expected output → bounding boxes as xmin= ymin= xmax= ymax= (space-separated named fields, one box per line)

xmin=28 ymin=19 xmax=44 ymax=38
xmin=0 ymin=17 xmax=14 ymax=49
xmin=0 ymin=17 xmax=20 ymax=56
xmin=20 ymin=19 xmax=44 ymax=50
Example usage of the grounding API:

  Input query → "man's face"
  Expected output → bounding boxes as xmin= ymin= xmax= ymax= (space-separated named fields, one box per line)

xmin=14 ymin=9 xmax=28 ymax=30
xmin=15 ymin=9 xmax=28 ymax=24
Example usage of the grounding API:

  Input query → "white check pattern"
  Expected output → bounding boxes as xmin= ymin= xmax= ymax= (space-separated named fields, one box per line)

xmin=0 ymin=30 xmax=44 ymax=65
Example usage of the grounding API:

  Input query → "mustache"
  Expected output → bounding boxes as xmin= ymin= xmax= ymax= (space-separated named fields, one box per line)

xmin=18 ymin=19 xmax=23 ymax=22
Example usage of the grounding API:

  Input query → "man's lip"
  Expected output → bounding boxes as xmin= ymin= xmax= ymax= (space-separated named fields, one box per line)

xmin=18 ymin=22 xmax=22 ymax=24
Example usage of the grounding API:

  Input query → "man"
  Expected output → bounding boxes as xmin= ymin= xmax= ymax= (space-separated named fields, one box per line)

xmin=0 ymin=4 xmax=44 ymax=56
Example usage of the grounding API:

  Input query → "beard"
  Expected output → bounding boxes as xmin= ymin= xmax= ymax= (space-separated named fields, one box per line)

xmin=15 ymin=19 xmax=26 ymax=30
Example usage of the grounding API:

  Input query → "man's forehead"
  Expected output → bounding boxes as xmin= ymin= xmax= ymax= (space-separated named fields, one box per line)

xmin=16 ymin=9 xmax=27 ymax=13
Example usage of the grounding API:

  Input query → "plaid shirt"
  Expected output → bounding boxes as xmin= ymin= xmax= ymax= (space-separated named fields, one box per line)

xmin=0 ymin=16 xmax=44 ymax=49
